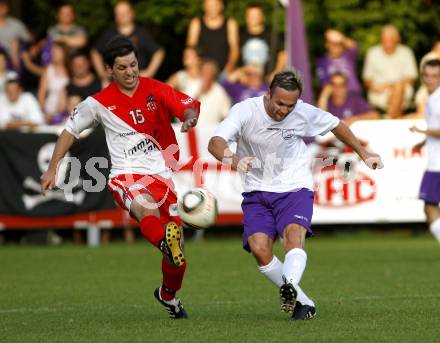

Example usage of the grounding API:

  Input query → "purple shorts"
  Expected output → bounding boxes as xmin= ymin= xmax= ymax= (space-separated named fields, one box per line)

xmin=241 ymin=188 xmax=314 ymax=252
xmin=419 ymin=171 xmax=440 ymax=204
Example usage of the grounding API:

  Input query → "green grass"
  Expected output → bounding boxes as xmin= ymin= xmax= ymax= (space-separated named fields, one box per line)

xmin=1 ymin=231 xmax=440 ymax=343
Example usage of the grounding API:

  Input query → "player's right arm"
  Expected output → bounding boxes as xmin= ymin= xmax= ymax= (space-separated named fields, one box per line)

xmin=40 ymin=130 xmax=76 ymax=192
xmin=41 ymin=99 xmax=99 ymax=192
xmin=208 ymin=102 xmax=253 ymax=173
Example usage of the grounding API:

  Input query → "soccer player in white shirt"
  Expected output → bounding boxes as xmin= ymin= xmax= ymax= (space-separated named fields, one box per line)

xmin=208 ymin=70 xmax=384 ymax=320
xmin=411 ymin=59 xmax=440 ymax=244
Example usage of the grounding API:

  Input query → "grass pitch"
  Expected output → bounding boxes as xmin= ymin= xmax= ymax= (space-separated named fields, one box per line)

xmin=1 ymin=231 xmax=439 ymax=343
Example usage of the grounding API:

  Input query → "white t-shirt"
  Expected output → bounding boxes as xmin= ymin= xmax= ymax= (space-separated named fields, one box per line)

xmin=197 ymin=82 xmax=231 ymax=126
xmin=362 ymin=44 xmax=417 ymax=84
xmin=0 ymin=92 xmax=45 ymax=128
xmin=213 ymin=96 xmax=340 ymax=192
xmin=425 ymin=87 xmax=440 ymax=171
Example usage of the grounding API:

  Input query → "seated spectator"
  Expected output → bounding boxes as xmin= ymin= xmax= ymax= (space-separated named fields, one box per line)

xmin=65 ymin=50 xmax=101 ymax=100
xmin=0 ymin=49 xmax=17 ymax=94
xmin=0 ymin=76 xmax=44 ymax=129
xmin=195 ymin=59 xmax=230 ymax=126
xmin=166 ymin=46 xmax=202 ymax=98
xmin=221 ymin=63 xmax=268 ymax=104
xmin=47 ymin=3 xmax=87 ymax=52
xmin=187 ymin=0 xmax=239 ymax=74
xmin=37 ymin=42 xmax=69 ymax=124
xmin=317 ymin=72 xmax=379 ymax=126
xmin=316 ymin=29 xmax=361 ymax=95
xmin=0 ymin=0 xmax=29 ymax=70
xmin=362 ymin=24 xmax=417 ymax=118
xmin=240 ymin=3 xmax=286 ymax=81
xmin=415 ymin=40 xmax=440 ymax=115
xmin=91 ymin=1 xmax=164 ymax=82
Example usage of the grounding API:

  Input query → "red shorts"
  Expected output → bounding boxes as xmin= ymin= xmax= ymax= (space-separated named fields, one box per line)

xmin=108 ymin=174 xmax=181 ymax=225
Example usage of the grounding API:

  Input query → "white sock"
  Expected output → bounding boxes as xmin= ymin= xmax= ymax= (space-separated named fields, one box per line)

xmin=430 ymin=218 xmax=440 ymax=243
xmin=282 ymin=248 xmax=307 ymax=285
xmin=258 ymin=254 xmax=315 ymax=307
xmin=258 ymin=255 xmax=284 ymax=287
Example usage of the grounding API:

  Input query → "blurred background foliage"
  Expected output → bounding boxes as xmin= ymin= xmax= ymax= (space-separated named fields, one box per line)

xmin=24 ymin=0 xmax=440 ymax=80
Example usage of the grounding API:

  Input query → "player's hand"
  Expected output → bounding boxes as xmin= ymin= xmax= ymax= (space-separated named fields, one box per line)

xmin=181 ymin=117 xmax=198 ymax=132
xmin=236 ymin=156 xmax=255 ymax=173
xmin=40 ymin=169 xmax=56 ymax=194
xmin=362 ymin=152 xmax=384 ymax=170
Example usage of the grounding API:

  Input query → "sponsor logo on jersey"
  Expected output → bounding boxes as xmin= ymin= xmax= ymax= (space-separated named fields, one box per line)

xmin=282 ymin=129 xmax=295 ymax=140
xmin=123 ymin=136 xmax=159 ymax=158
xmin=181 ymin=97 xmax=194 ymax=105
xmin=146 ymin=94 xmax=158 ymax=112
xmin=108 ymin=105 xmax=117 ymax=111
xmin=118 ymin=131 xmax=137 ymax=138
xmin=294 ymin=214 xmax=308 ymax=222
xmin=267 ymin=127 xmax=281 ymax=131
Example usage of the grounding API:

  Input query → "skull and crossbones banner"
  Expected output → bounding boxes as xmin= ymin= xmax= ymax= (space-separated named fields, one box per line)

xmin=0 ymin=128 xmax=115 ymax=216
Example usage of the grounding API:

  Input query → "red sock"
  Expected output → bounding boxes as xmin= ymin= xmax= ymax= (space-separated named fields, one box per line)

xmin=160 ymin=257 xmax=186 ymax=301
xmin=139 ymin=216 xmax=165 ymax=247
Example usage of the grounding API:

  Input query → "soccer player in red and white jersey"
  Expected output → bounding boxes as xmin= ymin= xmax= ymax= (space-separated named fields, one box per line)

xmin=40 ymin=36 xmax=200 ymax=319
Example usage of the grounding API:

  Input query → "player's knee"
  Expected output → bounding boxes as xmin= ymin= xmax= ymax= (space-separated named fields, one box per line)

xmin=283 ymin=224 xmax=306 ymax=249
xmin=250 ymin=242 xmax=273 ymax=265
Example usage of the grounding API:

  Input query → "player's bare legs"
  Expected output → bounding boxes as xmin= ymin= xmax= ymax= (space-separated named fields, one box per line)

xmin=248 ymin=233 xmax=274 ymax=266
xmin=424 ymin=203 xmax=440 ymax=243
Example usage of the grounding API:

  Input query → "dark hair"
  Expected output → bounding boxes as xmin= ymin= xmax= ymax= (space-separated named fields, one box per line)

xmin=423 ymin=59 xmax=440 ymax=70
xmin=103 ymin=35 xmax=138 ymax=68
xmin=269 ymin=70 xmax=303 ymax=94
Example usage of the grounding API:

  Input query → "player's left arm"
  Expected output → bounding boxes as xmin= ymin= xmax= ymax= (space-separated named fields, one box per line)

xmin=332 ymin=121 xmax=384 ymax=169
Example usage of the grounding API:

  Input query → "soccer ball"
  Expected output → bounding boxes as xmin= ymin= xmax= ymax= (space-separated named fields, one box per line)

xmin=177 ymin=188 xmax=218 ymax=229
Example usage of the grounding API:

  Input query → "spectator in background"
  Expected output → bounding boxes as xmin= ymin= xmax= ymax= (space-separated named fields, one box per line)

xmin=57 ymin=50 xmax=101 ymax=125
xmin=47 ymin=3 xmax=87 ymax=52
xmin=195 ymin=59 xmax=230 ymax=126
xmin=0 ymin=49 xmax=16 ymax=94
xmin=187 ymin=0 xmax=239 ymax=74
xmin=240 ymin=3 xmax=286 ymax=81
xmin=317 ymin=72 xmax=379 ymax=126
xmin=0 ymin=76 xmax=44 ymax=129
xmin=221 ymin=63 xmax=268 ymax=104
xmin=20 ymin=27 xmax=47 ymax=94
xmin=0 ymin=0 xmax=29 ymax=70
xmin=37 ymin=42 xmax=69 ymax=124
xmin=362 ymin=24 xmax=417 ymax=118
xmin=166 ymin=46 xmax=202 ymax=98
xmin=415 ymin=40 xmax=440 ymax=116
xmin=316 ymin=29 xmax=361 ymax=95
xmin=91 ymin=0 xmax=164 ymax=83
xmin=65 ymin=50 xmax=101 ymax=100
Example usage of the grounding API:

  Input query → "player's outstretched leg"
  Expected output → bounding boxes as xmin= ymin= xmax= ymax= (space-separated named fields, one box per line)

xmin=159 ymin=221 xmax=185 ymax=267
xmin=140 ymin=215 xmax=185 ymax=267
xmin=154 ymin=287 xmax=188 ymax=319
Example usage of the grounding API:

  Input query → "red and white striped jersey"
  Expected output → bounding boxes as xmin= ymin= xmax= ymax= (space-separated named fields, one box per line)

xmin=65 ymin=77 xmax=200 ymax=178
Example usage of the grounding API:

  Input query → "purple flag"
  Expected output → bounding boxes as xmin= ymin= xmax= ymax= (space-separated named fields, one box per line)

xmin=287 ymin=0 xmax=314 ymax=103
